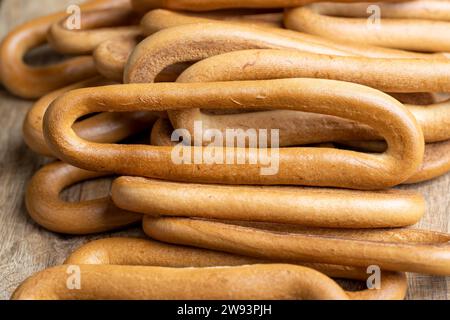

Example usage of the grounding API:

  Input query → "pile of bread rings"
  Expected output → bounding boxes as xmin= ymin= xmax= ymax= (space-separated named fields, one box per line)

xmin=3 ymin=0 xmax=450 ymax=300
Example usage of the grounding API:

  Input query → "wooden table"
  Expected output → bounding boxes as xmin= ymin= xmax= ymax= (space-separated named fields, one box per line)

xmin=0 ymin=0 xmax=449 ymax=300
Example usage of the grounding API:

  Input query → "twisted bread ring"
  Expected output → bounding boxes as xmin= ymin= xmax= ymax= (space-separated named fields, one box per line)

xmin=26 ymin=161 xmax=141 ymax=234
xmin=169 ymin=49 xmax=450 ymax=145
xmin=0 ymin=0 xmax=129 ymax=98
xmin=47 ymin=7 xmax=141 ymax=55
xmin=23 ymin=77 xmax=159 ymax=157
xmin=13 ymin=264 xmax=366 ymax=300
xmin=143 ymin=217 xmax=450 ymax=276
xmin=284 ymin=3 xmax=450 ymax=52
xmin=63 ymin=237 xmax=407 ymax=300
xmin=131 ymin=0 xmax=402 ymax=12
xmin=112 ymin=176 xmax=424 ymax=228
xmin=43 ymin=79 xmax=423 ymax=189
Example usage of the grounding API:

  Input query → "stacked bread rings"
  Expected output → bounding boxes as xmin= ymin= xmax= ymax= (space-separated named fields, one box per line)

xmin=3 ymin=0 xmax=449 ymax=300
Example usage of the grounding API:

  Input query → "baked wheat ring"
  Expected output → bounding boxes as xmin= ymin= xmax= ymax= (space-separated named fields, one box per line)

xmin=93 ymin=36 xmax=189 ymax=82
xmin=110 ymin=12 xmax=437 ymax=83
xmin=307 ymin=1 xmax=450 ymax=21
xmin=141 ymin=8 xmax=284 ymax=32
xmin=63 ymin=237 xmax=407 ymax=300
xmin=26 ymin=161 xmax=141 ymax=234
xmin=406 ymin=140 xmax=450 ymax=184
xmin=23 ymin=77 xmax=159 ymax=157
xmin=43 ymin=79 xmax=423 ymax=189
xmin=339 ymin=139 xmax=450 ymax=184
xmin=132 ymin=22 xmax=435 ymax=80
xmin=47 ymin=7 xmax=141 ymax=55
xmin=284 ymin=3 xmax=450 ymax=52
xmin=94 ymin=9 xmax=288 ymax=82
xmin=93 ymin=9 xmax=285 ymax=81
xmin=143 ymin=217 xmax=450 ymax=276
xmin=13 ymin=263 xmax=370 ymax=300
xmin=99 ymin=50 xmax=441 ymax=108
xmin=0 ymin=0 xmax=129 ymax=98
xmin=131 ymin=0 xmax=402 ymax=12
xmin=113 ymin=16 xmax=439 ymax=83
xmin=112 ymin=176 xmax=424 ymax=228
xmin=154 ymin=116 xmax=450 ymax=184
xmin=169 ymin=49 xmax=450 ymax=146
xmin=119 ymin=119 xmax=425 ymax=228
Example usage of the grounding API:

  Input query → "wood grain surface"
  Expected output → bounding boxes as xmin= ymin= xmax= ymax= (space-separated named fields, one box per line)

xmin=0 ymin=0 xmax=449 ymax=300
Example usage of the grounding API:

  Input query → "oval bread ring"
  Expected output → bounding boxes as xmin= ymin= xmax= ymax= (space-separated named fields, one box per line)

xmin=304 ymin=1 xmax=450 ymax=21
xmin=0 ymin=0 xmax=129 ymax=98
xmin=169 ymin=49 xmax=450 ymax=146
xmin=93 ymin=36 xmax=189 ymax=82
xmin=153 ymin=116 xmax=450 ymax=184
xmin=43 ymin=79 xmax=424 ymax=190
xmin=143 ymin=217 xmax=450 ymax=276
xmin=133 ymin=21 xmax=437 ymax=73
xmin=112 ymin=13 xmax=442 ymax=83
xmin=47 ymin=7 xmax=141 ymax=55
xmin=96 ymin=24 xmax=444 ymax=106
xmin=112 ymin=175 xmax=425 ymax=228
xmin=92 ymin=9 xmax=287 ymax=82
xmin=22 ymin=77 xmax=160 ymax=157
xmin=338 ymin=139 xmax=450 ymax=184
xmin=93 ymin=8 xmax=288 ymax=81
xmin=26 ymin=161 xmax=141 ymax=234
xmin=63 ymin=237 xmax=407 ymax=300
xmin=284 ymin=3 xmax=450 ymax=52
xmin=131 ymin=0 xmax=403 ymax=12
xmin=12 ymin=263 xmax=370 ymax=300
xmin=141 ymin=8 xmax=284 ymax=31
xmin=106 ymin=118 xmax=425 ymax=229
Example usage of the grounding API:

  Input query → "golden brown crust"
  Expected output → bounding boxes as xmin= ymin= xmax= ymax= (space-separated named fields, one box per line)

xmin=299 ymin=1 xmax=450 ymax=21
xmin=170 ymin=49 xmax=450 ymax=146
xmin=0 ymin=0 xmax=129 ymax=98
xmin=141 ymin=8 xmax=283 ymax=32
xmin=12 ymin=264 xmax=353 ymax=300
xmin=93 ymin=36 xmax=190 ymax=82
xmin=128 ymin=22 xmax=432 ymax=87
xmin=143 ymin=217 xmax=450 ymax=275
xmin=112 ymin=176 xmax=424 ymax=228
xmin=43 ymin=79 xmax=424 ymax=189
xmin=154 ymin=115 xmax=450 ymax=184
xmin=47 ymin=7 xmax=141 ymax=55
xmin=339 ymin=140 xmax=450 ymax=184
xmin=22 ymin=77 xmax=159 ymax=157
xmin=63 ymin=237 xmax=407 ymax=300
xmin=26 ymin=162 xmax=141 ymax=234
xmin=93 ymin=36 xmax=142 ymax=81
xmin=406 ymin=140 xmax=450 ymax=184
xmin=131 ymin=0 xmax=403 ymax=12
xmin=285 ymin=3 xmax=450 ymax=52
xmin=97 ymin=12 xmax=436 ymax=84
